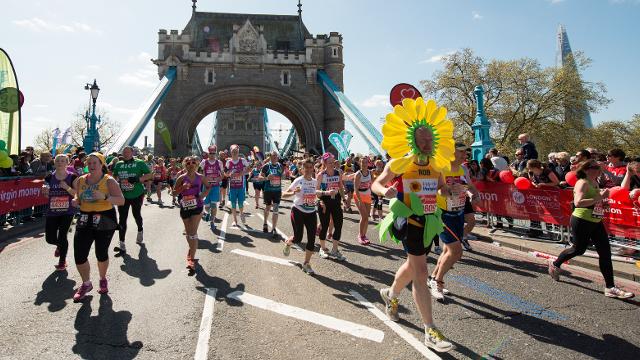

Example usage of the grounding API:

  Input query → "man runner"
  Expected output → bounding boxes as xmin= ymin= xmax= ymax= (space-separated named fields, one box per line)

xmin=112 ymin=146 xmax=152 ymax=254
xmin=258 ymin=151 xmax=284 ymax=239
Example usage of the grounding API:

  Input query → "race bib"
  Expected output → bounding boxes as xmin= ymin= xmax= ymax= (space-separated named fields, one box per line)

xmin=50 ymin=196 xmax=70 ymax=210
xmin=592 ymin=201 xmax=605 ymax=219
xmin=154 ymin=172 xmax=162 ymax=180
xmin=121 ymin=180 xmax=134 ymax=192
xmin=302 ymin=192 xmax=317 ymax=209
xmin=230 ymin=173 xmax=243 ymax=187
xmin=270 ymin=176 xmax=281 ymax=187
xmin=404 ymin=178 xmax=438 ymax=214
xmin=181 ymin=195 xmax=198 ymax=210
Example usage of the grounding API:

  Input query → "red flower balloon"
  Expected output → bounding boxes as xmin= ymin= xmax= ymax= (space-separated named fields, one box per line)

xmin=565 ymin=171 xmax=578 ymax=187
xmin=514 ymin=177 xmax=532 ymax=190
xmin=608 ymin=186 xmax=632 ymax=205
xmin=499 ymin=170 xmax=515 ymax=184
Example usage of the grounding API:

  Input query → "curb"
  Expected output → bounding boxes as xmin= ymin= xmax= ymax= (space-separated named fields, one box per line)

xmin=473 ymin=233 xmax=640 ymax=284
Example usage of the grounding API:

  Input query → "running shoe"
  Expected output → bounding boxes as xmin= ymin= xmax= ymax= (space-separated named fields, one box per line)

xmin=302 ymin=263 xmax=315 ymax=275
xmin=203 ymin=213 xmax=210 ymax=222
xmin=604 ymin=286 xmax=635 ymax=299
xmin=158 ymin=199 xmax=163 ymax=205
xmin=327 ymin=232 xmax=333 ymax=240
xmin=54 ymin=261 xmax=67 ymax=272
xmin=263 ymin=223 xmax=269 ymax=233
xmin=54 ymin=247 xmax=60 ymax=258
xmin=272 ymin=230 xmax=279 ymax=240
xmin=428 ymin=278 xmax=450 ymax=295
xmin=357 ymin=235 xmax=368 ymax=245
xmin=291 ymin=243 xmax=304 ymax=252
xmin=114 ymin=241 xmax=127 ymax=254
xmin=186 ymin=256 xmax=196 ymax=271
xmin=430 ymin=281 xmax=445 ymax=301
xmin=210 ymin=222 xmax=216 ymax=231
xmin=136 ymin=231 xmax=144 ymax=245
xmin=73 ymin=282 xmax=93 ymax=302
xmin=240 ymin=213 xmax=246 ymax=224
xmin=548 ymin=261 xmax=561 ymax=281
xmin=433 ymin=245 xmax=442 ymax=255
xmin=425 ymin=327 xmax=454 ymax=353
xmin=362 ymin=235 xmax=371 ymax=244
xmin=146 ymin=195 xmax=152 ymax=202
xmin=231 ymin=222 xmax=238 ymax=228
xmin=329 ymin=250 xmax=346 ymax=262
xmin=460 ymin=237 xmax=472 ymax=251
xmin=319 ymin=248 xmax=330 ymax=259
xmin=379 ymin=288 xmax=399 ymax=322
xmin=283 ymin=243 xmax=291 ymax=257
xmin=97 ymin=279 xmax=109 ymax=294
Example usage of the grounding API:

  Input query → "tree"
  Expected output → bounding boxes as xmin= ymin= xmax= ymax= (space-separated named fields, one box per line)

xmin=33 ymin=127 xmax=55 ymax=153
xmin=584 ymin=114 xmax=640 ymax=157
xmin=421 ymin=48 xmax=611 ymax=156
xmin=69 ymin=108 xmax=121 ymax=150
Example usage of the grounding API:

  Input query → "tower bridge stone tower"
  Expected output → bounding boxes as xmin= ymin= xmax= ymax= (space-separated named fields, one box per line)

xmin=153 ymin=6 xmax=345 ymax=156
xmin=214 ymin=106 xmax=266 ymax=155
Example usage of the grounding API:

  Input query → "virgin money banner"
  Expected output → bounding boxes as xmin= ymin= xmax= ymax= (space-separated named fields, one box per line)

xmin=472 ymin=181 xmax=640 ymax=238
xmin=0 ymin=178 xmax=47 ymax=215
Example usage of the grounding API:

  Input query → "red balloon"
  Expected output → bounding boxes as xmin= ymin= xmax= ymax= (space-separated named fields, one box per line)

xmin=565 ymin=171 xmax=578 ymax=187
xmin=608 ymin=186 xmax=632 ymax=205
xmin=514 ymin=177 xmax=532 ymax=190
xmin=499 ymin=170 xmax=515 ymax=184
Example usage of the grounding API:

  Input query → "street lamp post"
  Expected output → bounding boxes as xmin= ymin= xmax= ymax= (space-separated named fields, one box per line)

xmin=82 ymin=79 xmax=101 ymax=152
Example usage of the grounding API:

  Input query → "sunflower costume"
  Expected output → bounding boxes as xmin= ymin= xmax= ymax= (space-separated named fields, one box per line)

xmin=377 ymin=98 xmax=455 ymax=248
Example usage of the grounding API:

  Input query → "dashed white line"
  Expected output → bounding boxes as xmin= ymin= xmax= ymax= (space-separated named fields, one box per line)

xmin=349 ymin=290 xmax=442 ymax=360
xmin=194 ymin=288 xmax=217 ymax=360
xmin=231 ymin=248 xmax=300 ymax=266
xmin=215 ymin=213 xmax=229 ymax=251
xmin=227 ymin=291 xmax=385 ymax=343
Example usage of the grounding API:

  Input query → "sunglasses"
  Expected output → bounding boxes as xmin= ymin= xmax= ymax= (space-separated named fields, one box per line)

xmin=186 ymin=161 xmax=197 ymax=165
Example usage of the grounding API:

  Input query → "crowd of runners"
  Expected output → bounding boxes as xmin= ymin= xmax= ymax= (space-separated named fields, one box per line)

xmin=39 ymin=132 xmax=636 ymax=353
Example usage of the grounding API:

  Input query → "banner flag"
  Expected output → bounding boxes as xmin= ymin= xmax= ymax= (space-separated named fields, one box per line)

xmin=0 ymin=48 xmax=22 ymax=155
xmin=155 ymin=120 xmax=173 ymax=153
xmin=328 ymin=132 xmax=349 ymax=160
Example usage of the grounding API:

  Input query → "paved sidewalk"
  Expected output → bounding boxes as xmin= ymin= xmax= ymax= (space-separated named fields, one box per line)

xmin=471 ymin=225 xmax=640 ymax=283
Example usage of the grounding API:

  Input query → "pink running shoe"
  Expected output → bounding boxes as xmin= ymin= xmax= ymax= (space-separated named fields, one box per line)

xmin=54 ymin=261 xmax=67 ymax=272
xmin=73 ymin=282 xmax=93 ymax=302
xmin=98 ymin=279 xmax=109 ymax=294
xmin=358 ymin=236 xmax=368 ymax=245
xmin=362 ymin=235 xmax=371 ymax=245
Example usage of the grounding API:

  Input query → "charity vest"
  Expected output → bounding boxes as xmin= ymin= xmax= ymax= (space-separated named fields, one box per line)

xmin=436 ymin=166 xmax=467 ymax=212
xmin=77 ymin=174 xmax=113 ymax=212
xmin=203 ymin=160 xmax=222 ymax=186
xmin=391 ymin=162 xmax=440 ymax=215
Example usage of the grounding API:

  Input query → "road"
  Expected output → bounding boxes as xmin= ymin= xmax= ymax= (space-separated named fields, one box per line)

xmin=1 ymin=191 xmax=639 ymax=360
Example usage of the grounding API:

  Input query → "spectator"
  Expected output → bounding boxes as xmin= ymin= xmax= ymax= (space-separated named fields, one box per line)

xmin=468 ymin=159 xmax=483 ymax=180
xmin=555 ymin=152 xmax=572 ymax=184
xmin=572 ymin=150 xmax=591 ymax=170
xmin=510 ymin=150 xmax=526 ymax=174
xmin=600 ymin=148 xmax=626 ymax=188
xmin=479 ymin=158 xmax=499 ymax=182
xmin=547 ymin=152 xmax=558 ymax=174
xmin=30 ymin=152 xmax=54 ymax=178
xmin=488 ymin=148 xmax=509 ymax=171
xmin=16 ymin=152 xmax=32 ymax=175
xmin=524 ymin=160 xmax=560 ymax=188
xmin=517 ymin=133 xmax=538 ymax=161
xmin=73 ymin=152 xmax=87 ymax=175
xmin=621 ymin=159 xmax=640 ymax=191
xmin=23 ymin=146 xmax=35 ymax=163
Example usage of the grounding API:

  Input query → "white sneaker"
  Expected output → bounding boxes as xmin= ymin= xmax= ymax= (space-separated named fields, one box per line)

xmin=302 ymin=263 xmax=315 ymax=275
xmin=604 ymin=286 xmax=635 ymax=299
xmin=136 ymin=231 xmax=144 ymax=244
xmin=319 ymin=248 xmax=330 ymax=259
xmin=240 ymin=213 xmax=247 ymax=224
xmin=428 ymin=278 xmax=449 ymax=295
xmin=425 ymin=327 xmax=454 ymax=353
xmin=430 ymin=282 xmax=445 ymax=301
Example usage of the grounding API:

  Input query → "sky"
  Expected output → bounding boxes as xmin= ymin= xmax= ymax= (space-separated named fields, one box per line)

xmin=2 ymin=0 xmax=639 ymax=154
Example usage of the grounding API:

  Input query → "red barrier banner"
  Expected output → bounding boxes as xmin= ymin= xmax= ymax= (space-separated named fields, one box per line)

xmin=0 ymin=178 xmax=47 ymax=215
xmin=472 ymin=181 xmax=640 ymax=239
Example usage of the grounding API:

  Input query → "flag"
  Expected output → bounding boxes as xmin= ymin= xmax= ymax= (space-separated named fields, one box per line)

xmin=51 ymin=128 xmax=60 ymax=156
xmin=60 ymin=127 xmax=71 ymax=144
xmin=156 ymin=120 xmax=173 ymax=153
xmin=0 ymin=48 xmax=22 ymax=155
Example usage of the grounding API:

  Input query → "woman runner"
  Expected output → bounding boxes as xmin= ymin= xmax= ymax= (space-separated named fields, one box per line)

xmin=354 ymin=156 xmax=373 ymax=245
xmin=283 ymin=159 xmax=322 ymax=274
xmin=174 ymin=156 xmax=211 ymax=273
xmin=316 ymin=153 xmax=346 ymax=261
xmin=71 ymin=153 xmax=124 ymax=301
xmin=152 ymin=157 xmax=167 ymax=204
xmin=42 ymin=154 xmax=78 ymax=271
xmin=371 ymin=160 xmax=385 ymax=222
xmin=249 ymin=162 xmax=264 ymax=209
xmin=548 ymin=160 xmax=634 ymax=299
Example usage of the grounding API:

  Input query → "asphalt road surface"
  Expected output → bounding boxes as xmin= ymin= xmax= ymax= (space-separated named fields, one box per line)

xmin=1 ymin=191 xmax=639 ymax=360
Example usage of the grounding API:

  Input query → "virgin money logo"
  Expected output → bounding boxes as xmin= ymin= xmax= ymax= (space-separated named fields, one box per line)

xmin=512 ymin=191 xmax=525 ymax=205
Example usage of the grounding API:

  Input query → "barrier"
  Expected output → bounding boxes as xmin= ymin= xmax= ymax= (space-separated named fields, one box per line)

xmin=472 ymin=181 xmax=640 ymax=251
xmin=0 ymin=177 xmax=48 ymax=226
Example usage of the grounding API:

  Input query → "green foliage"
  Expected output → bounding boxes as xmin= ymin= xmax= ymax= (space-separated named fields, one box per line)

xmin=421 ymin=48 xmax=611 ymax=156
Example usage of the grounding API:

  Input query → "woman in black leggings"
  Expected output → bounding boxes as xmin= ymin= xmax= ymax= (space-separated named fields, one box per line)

xmin=42 ymin=154 xmax=78 ymax=271
xmin=282 ymin=159 xmax=322 ymax=275
xmin=548 ymin=159 xmax=633 ymax=299
xmin=71 ymin=153 xmax=125 ymax=301
xmin=316 ymin=153 xmax=345 ymax=261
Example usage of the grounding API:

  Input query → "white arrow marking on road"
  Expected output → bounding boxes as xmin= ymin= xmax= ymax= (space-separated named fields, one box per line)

xmin=231 ymin=249 xmax=300 ymax=267
xmin=349 ymin=290 xmax=442 ymax=360
xmin=227 ymin=291 xmax=385 ymax=343
xmin=216 ymin=213 xmax=229 ymax=251
xmin=195 ymin=288 xmax=217 ymax=360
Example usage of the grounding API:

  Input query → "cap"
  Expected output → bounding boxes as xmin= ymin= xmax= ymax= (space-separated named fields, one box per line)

xmin=455 ymin=142 xmax=470 ymax=151
xmin=321 ymin=152 xmax=335 ymax=161
xmin=89 ymin=152 xmax=105 ymax=165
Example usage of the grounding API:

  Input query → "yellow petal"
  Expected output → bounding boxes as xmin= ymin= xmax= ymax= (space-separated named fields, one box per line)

xmin=401 ymin=98 xmax=417 ymax=120
xmin=385 ymin=113 xmax=407 ymax=129
xmin=393 ymin=104 xmax=414 ymax=124
xmin=437 ymin=144 xmax=455 ymax=161
xmin=415 ymin=97 xmax=427 ymax=120
xmin=429 ymin=106 xmax=448 ymax=126
xmin=425 ymin=99 xmax=437 ymax=120
xmin=387 ymin=143 xmax=411 ymax=159
xmin=389 ymin=156 xmax=414 ymax=174
xmin=381 ymin=136 xmax=409 ymax=151
xmin=432 ymin=155 xmax=452 ymax=172
xmin=435 ymin=122 xmax=454 ymax=139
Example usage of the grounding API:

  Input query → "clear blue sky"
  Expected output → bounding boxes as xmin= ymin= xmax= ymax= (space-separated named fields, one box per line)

xmin=2 ymin=0 xmax=639 ymax=153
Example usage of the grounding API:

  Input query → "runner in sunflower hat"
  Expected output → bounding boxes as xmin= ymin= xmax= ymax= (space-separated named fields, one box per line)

xmin=372 ymin=97 xmax=456 ymax=353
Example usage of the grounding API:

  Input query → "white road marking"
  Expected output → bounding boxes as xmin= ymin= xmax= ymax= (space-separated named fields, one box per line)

xmin=231 ymin=249 xmax=300 ymax=266
xmin=216 ymin=213 xmax=229 ymax=251
xmin=227 ymin=291 xmax=385 ymax=343
xmin=349 ymin=290 xmax=442 ymax=360
xmin=195 ymin=288 xmax=217 ymax=360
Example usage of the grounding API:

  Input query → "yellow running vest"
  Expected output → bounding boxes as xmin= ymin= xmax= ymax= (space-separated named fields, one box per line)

xmin=77 ymin=174 xmax=113 ymax=212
